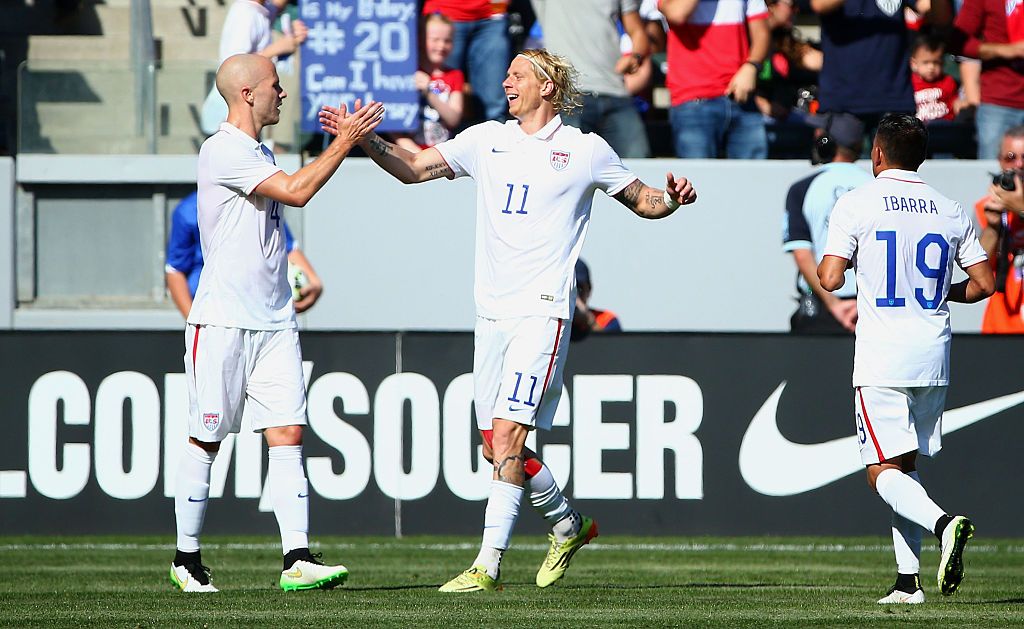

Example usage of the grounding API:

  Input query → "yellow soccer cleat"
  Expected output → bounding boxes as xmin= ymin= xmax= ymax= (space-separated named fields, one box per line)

xmin=938 ymin=515 xmax=975 ymax=596
xmin=536 ymin=516 xmax=599 ymax=588
xmin=438 ymin=565 xmax=502 ymax=592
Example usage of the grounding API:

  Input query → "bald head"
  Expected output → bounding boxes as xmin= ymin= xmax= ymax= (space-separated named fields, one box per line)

xmin=216 ymin=53 xmax=275 ymax=106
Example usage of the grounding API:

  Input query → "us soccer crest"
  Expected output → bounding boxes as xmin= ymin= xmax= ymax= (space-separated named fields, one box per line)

xmin=876 ymin=0 xmax=900 ymax=15
xmin=550 ymin=150 xmax=570 ymax=171
xmin=203 ymin=412 xmax=220 ymax=432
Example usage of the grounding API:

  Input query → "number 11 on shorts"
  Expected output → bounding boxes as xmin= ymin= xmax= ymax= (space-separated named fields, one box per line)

xmin=507 ymin=371 xmax=538 ymax=407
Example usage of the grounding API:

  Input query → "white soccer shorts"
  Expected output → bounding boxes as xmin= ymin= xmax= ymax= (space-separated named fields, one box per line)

xmin=854 ymin=385 xmax=945 ymax=465
xmin=184 ymin=324 xmax=307 ymax=442
xmin=473 ymin=315 xmax=570 ymax=432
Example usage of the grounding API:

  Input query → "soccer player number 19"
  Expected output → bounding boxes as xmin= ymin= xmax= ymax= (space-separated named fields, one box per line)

xmin=874 ymin=230 xmax=950 ymax=310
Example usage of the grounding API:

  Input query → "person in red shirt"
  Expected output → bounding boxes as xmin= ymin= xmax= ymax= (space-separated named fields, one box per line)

xmin=391 ymin=13 xmax=465 ymax=151
xmin=910 ymin=34 xmax=962 ymax=123
xmin=950 ymin=0 xmax=1024 ymax=157
xmin=659 ymin=0 xmax=771 ymax=158
xmin=976 ymin=126 xmax=1024 ymax=332
xmin=422 ymin=0 xmax=509 ymax=123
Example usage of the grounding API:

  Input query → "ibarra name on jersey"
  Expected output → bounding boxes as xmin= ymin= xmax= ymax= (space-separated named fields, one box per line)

xmin=883 ymin=196 xmax=939 ymax=214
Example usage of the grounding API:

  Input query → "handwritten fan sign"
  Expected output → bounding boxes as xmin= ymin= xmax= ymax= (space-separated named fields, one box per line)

xmin=299 ymin=0 xmax=419 ymax=133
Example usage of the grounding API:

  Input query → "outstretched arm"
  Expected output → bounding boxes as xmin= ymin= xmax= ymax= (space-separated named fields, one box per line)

xmin=613 ymin=172 xmax=697 ymax=219
xmin=320 ymin=104 xmax=453 ymax=184
xmin=255 ymin=100 xmax=384 ymax=207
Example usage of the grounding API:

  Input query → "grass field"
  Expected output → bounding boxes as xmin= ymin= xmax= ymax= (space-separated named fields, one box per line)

xmin=2 ymin=535 xmax=1023 ymax=627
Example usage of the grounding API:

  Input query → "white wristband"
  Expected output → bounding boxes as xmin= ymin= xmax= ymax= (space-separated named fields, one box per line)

xmin=663 ymin=189 xmax=681 ymax=211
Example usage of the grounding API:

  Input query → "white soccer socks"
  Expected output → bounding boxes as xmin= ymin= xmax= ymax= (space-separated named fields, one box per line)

xmin=527 ymin=462 xmax=580 ymax=542
xmin=891 ymin=471 xmax=924 ymax=575
xmin=875 ymin=468 xmax=944 ymax=537
xmin=174 ymin=443 xmax=217 ymax=553
xmin=474 ymin=480 xmax=524 ymax=579
xmin=268 ymin=445 xmax=310 ymax=554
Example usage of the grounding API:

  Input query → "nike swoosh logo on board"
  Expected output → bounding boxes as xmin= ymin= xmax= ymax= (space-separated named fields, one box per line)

xmin=738 ymin=382 xmax=1024 ymax=496
xmin=187 ymin=496 xmax=208 ymax=503
xmin=297 ymin=493 xmax=309 ymax=498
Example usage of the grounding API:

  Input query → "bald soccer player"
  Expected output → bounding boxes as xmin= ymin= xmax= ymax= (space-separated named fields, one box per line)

xmin=170 ymin=54 xmax=383 ymax=593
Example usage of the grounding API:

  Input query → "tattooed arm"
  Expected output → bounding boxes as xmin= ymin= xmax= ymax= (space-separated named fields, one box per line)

xmin=613 ymin=172 xmax=697 ymax=219
xmin=319 ymin=104 xmax=452 ymax=184
xmin=362 ymin=133 xmax=453 ymax=184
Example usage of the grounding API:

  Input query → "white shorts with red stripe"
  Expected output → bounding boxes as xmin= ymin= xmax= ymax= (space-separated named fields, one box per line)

xmin=473 ymin=315 xmax=570 ymax=431
xmin=854 ymin=386 xmax=945 ymax=465
xmin=184 ymin=323 xmax=307 ymax=442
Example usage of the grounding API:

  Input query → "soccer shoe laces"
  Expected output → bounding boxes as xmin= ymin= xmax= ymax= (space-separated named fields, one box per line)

xmin=305 ymin=552 xmax=324 ymax=566
xmin=184 ymin=563 xmax=213 ymax=586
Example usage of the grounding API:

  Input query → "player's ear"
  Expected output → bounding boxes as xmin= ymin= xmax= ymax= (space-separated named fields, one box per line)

xmin=541 ymin=80 xmax=554 ymax=98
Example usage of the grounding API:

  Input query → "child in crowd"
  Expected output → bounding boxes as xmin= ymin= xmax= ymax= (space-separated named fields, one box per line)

xmin=911 ymin=34 xmax=963 ymax=123
xmin=391 ymin=13 xmax=464 ymax=152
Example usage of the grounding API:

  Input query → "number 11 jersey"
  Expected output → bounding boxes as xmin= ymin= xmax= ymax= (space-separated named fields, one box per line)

xmin=823 ymin=168 xmax=987 ymax=387
xmin=434 ymin=115 xmax=638 ymax=320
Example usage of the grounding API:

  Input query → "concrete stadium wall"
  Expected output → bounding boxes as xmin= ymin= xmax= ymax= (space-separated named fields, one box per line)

xmin=4 ymin=155 xmax=996 ymax=331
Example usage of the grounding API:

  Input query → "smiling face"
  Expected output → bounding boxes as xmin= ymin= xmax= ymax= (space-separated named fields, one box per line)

xmin=502 ymin=55 xmax=550 ymax=120
xmin=423 ymin=19 xmax=454 ymax=68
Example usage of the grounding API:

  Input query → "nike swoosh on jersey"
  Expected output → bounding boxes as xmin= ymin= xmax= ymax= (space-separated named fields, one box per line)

xmin=491 ymin=148 xmax=510 ymax=153
xmin=738 ymin=382 xmax=1024 ymax=496
xmin=297 ymin=493 xmax=309 ymax=498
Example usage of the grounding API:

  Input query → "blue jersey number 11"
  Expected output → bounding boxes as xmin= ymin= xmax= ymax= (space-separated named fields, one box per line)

xmin=875 ymin=230 xmax=949 ymax=309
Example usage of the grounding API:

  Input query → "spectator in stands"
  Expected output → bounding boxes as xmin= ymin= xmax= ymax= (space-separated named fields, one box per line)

xmin=660 ymin=0 xmax=771 ymax=159
xmin=200 ymin=0 xmax=308 ymax=136
xmin=973 ymin=126 xmax=1024 ymax=332
xmin=950 ymin=0 xmax=1024 ymax=158
xmin=423 ymin=0 xmax=510 ymax=123
xmin=533 ymin=0 xmax=652 ymax=157
xmin=812 ymin=0 xmax=950 ymax=138
xmin=911 ymin=35 xmax=963 ymax=123
xmin=166 ymin=190 xmax=322 ymax=318
xmin=755 ymin=0 xmax=822 ymax=123
xmin=783 ymin=113 xmax=871 ymax=333
xmin=571 ymin=259 xmax=622 ymax=341
xmin=390 ymin=13 xmax=465 ymax=152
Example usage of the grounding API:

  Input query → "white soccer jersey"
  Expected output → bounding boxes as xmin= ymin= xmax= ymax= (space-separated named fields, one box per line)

xmin=190 ymin=122 xmax=293 ymax=330
xmin=434 ymin=115 xmax=638 ymax=319
xmin=823 ymin=169 xmax=987 ymax=386
xmin=218 ymin=0 xmax=274 ymax=62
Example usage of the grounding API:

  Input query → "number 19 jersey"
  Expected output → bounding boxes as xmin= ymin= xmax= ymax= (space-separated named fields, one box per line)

xmin=823 ymin=169 xmax=987 ymax=387
xmin=433 ymin=115 xmax=638 ymax=320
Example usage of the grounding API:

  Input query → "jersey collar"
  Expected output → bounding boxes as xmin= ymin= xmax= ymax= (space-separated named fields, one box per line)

xmin=218 ymin=122 xmax=270 ymax=153
xmin=507 ymin=114 xmax=563 ymax=142
xmin=876 ymin=168 xmax=924 ymax=183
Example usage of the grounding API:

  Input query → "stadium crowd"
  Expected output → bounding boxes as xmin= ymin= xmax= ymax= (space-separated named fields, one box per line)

xmin=364 ymin=0 xmax=1022 ymax=160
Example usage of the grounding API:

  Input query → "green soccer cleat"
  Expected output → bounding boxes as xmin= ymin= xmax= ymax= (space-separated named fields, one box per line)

xmin=536 ymin=515 xmax=599 ymax=588
xmin=938 ymin=515 xmax=975 ymax=596
xmin=279 ymin=553 xmax=349 ymax=591
xmin=438 ymin=565 xmax=502 ymax=592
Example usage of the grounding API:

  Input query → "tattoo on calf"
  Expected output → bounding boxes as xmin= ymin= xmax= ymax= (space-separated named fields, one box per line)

xmin=495 ymin=454 xmax=525 ymax=484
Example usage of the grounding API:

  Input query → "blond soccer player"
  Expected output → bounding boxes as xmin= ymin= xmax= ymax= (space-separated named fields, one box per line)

xmin=320 ymin=49 xmax=697 ymax=592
